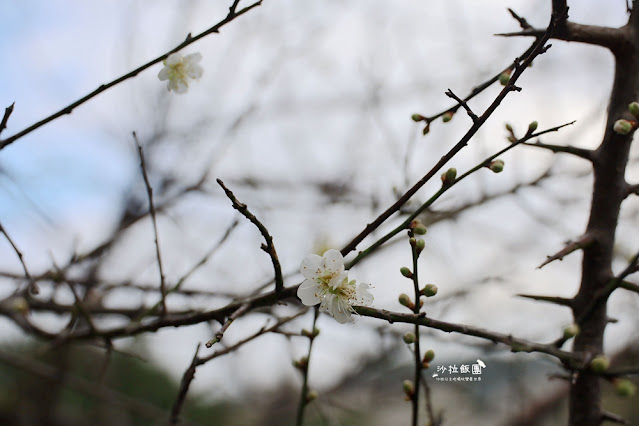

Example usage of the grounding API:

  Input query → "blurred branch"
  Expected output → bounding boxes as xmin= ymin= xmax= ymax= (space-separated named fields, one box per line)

xmin=134 ymin=132 xmax=167 ymax=315
xmin=0 ymin=349 xmax=167 ymax=421
xmin=0 ymin=221 xmax=38 ymax=295
xmin=522 ymin=139 xmax=593 ymax=161
xmin=0 ymin=0 xmax=262 ymax=150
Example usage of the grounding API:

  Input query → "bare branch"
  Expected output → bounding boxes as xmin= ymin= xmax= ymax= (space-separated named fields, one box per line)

xmin=538 ymin=234 xmax=595 ymax=269
xmin=0 ymin=1 xmax=262 ymax=150
xmin=133 ymin=132 xmax=167 ymax=315
xmin=217 ymin=179 xmax=284 ymax=294
xmin=0 ymin=103 xmax=14 ymax=135
xmin=0 ymin=221 xmax=38 ymax=294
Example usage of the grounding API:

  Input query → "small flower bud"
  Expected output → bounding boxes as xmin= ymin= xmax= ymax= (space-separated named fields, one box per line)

xmin=423 ymin=349 xmax=435 ymax=362
xmin=412 ymin=113 xmax=425 ymax=122
xmin=505 ymin=123 xmax=513 ymax=133
xmin=422 ymin=284 xmax=438 ymax=297
xmin=442 ymin=112 xmax=454 ymax=123
xmin=629 ymin=102 xmax=639 ymax=119
xmin=301 ymin=329 xmax=314 ymax=338
xmin=613 ymin=119 xmax=633 ymax=135
xmin=306 ymin=390 xmax=319 ymax=402
xmin=590 ymin=355 xmax=609 ymax=373
xmin=399 ymin=293 xmax=413 ymax=308
xmin=414 ymin=224 xmax=427 ymax=235
xmin=563 ymin=324 xmax=580 ymax=340
xmin=409 ymin=237 xmax=417 ymax=247
xmin=294 ymin=356 xmax=308 ymax=370
xmin=527 ymin=121 xmax=538 ymax=134
xmin=507 ymin=135 xmax=518 ymax=143
xmin=441 ymin=168 xmax=457 ymax=185
xmin=499 ymin=70 xmax=511 ymax=86
xmin=403 ymin=332 xmax=416 ymax=344
xmin=488 ymin=159 xmax=504 ymax=173
xmin=402 ymin=380 xmax=415 ymax=396
xmin=422 ymin=124 xmax=430 ymax=135
xmin=416 ymin=239 xmax=426 ymax=251
xmin=615 ymin=379 xmax=636 ymax=397
xmin=11 ymin=297 xmax=29 ymax=315
xmin=422 ymin=361 xmax=430 ymax=369
xmin=400 ymin=267 xmax=413 ymax=278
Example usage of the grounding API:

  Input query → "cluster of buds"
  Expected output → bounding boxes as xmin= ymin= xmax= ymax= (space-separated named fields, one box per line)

xmin=412 ymin=113 xmax=431 ymax=135
xmin=612 ymin=102 xmax=639 ymax=135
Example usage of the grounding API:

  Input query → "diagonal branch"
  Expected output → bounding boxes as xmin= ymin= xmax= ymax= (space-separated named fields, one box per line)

xmin=217 ymin=179 xmax=284 ymax=294
xmin=0 ymin=0 xmax=262 ymax=150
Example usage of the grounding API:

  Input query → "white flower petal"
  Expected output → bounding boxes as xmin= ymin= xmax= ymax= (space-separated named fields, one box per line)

xmin=165 ymin=52 xmax=182 ymax=66
xmin=328 ymin=270 xmax=348 ymax=290
xmin=158 ymin=68 xmax=170 ymax=81
xmin=300 ymin=254 xmax=323 ymax=279
xmin=327 ymin=295 xmax=353 ymax=323
xmin=184 ymin=52 xmax=202 ymax=63
xmin=297 ymin=280 xmax=321 ymax=306
xmin=356 ymin=283 xmax=374 ymax=305
xmin=322 ymin=249 xmax=344 ymax=273
xmin=187 ymin=64 xmax=203 ymax=79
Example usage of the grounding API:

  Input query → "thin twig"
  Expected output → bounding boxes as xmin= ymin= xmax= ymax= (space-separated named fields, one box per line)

xmin=296 ymin=307 xmax=319 ymax=426
xmin=170 ymin=343 xmax=201 ymax=425
xmin=538 ymin=234 xmax=595 ymax=269
xmin=205 ymin=303 xmax=250 ymax=348
xmin=133 ymin=132 xmax=167 ymax=315
xmin=0 ymin=221 xmax=38 ymax=294
xmin=0 ymin=1 xmax=262 ymax=150
xmin=445 ymin=89 xmax=478 ymax=123
xmin=217 ymin=179 xmax=284 ymax=294
xmin=0 ymin=103 xmax=14 ymax=135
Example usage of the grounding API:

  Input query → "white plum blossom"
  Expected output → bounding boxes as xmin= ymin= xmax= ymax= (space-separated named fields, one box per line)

xmin=158 ymin=52 xmax=203 ymax=94
xmin=297 ymin=249 xmax=373 ymax=323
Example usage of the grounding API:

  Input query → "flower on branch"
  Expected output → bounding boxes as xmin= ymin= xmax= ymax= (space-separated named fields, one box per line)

xmin=297 ymin=249 xmax=373 ymax=323
xmin=158 ymin=52 xmax=203 ymax=93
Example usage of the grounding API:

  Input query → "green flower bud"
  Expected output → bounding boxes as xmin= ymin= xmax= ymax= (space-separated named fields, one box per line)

xmin=422 ymin=124 xmax=430 ymax=135
xmin=489 ymin=159 xmax=505 ymax=173
xmin=423 ymin=349 xmax=435 ymax=362
xmin=499 ymin=70 xmax=511 ymax=86
xmin=442 ymin=112 xmax=454 ymax=123
xmin=590 ymin=355 xmax=609 ymax=373
xmin=441 ymin=168 xmax=457 ymax=185
xmin=505 ymin=123 xmax=513 ymax=132
xmin=507 ymin=135 xmax=518 ymax=143
xmin=403 ymin=332 xmax=416 ymax=344
xmin=399 ymin=293 xmax=412 ymax=307
xmin=629 ymin=102 xmax=639 ymax=119
xmin=412 ymin=113 xmax=425 ymax=122
xmin=563 ymin=324 xmax=580 ymax=340
xmin=422 ymin=284 xmax=438 ymax=297
xmin=613 ymin=119 xmax=633 ymax=135
xmin=409 ymin=237 xmax=417 ymax=247
xmin=306 ymin=390 xmax=319 ymax=402
xmin=527 ymin=121 xmax=538 ymax=133
xmin=615 ymin=379 xmax=636 ymax=397
xmin=402 ymin=380 xmax=414 ymax=395
xmin=416 ymin=239 xmax=426 ymax=251
xmin=294 ymin=357 xmax=308 ymax=370
xmin=400 ymin=267 xmax=413 ymax=278
xmin=301 ymin=329 xmax=313 ymax=338
xmin=414 ymin=224 xmax=427 ymax=235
